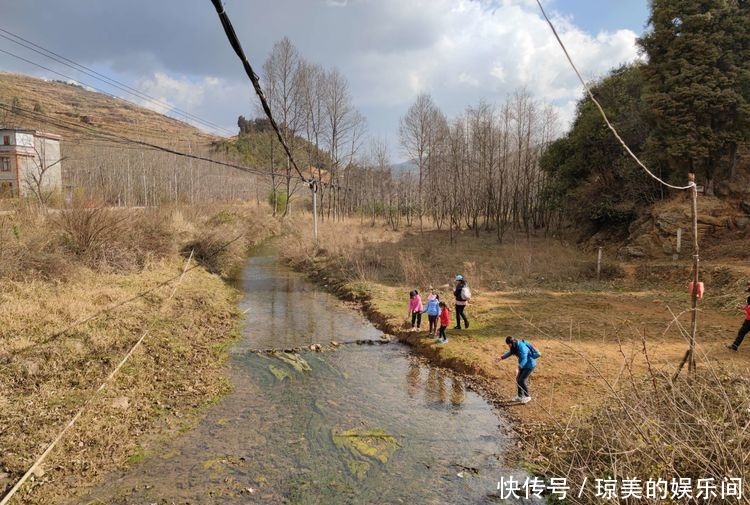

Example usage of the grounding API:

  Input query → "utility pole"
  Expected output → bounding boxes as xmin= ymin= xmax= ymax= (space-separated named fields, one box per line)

xmin=688 ymin=173 xmax=699 ymax=375
xmin=674 ymin=173 xmax=700 ymax=380
xmin=310 ymin=180 xmax=318 ymax=243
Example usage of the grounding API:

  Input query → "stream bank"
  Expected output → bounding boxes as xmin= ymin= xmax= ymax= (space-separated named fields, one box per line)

xmin=80 ymin=249 xmax=527 ymax=504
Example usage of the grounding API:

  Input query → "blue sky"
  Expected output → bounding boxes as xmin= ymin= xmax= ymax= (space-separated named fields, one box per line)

xmin=0 ymin=0 xmax=650 ymax=161
xmin=557 ymin=0 xmax=649 ymax=35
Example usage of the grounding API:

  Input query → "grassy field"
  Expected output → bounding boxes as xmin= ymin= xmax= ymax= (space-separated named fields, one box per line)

xmin=0 ymin=203 xmax=278 ymax=504
xmin=281 ymin=216 xmax=750 ymax=497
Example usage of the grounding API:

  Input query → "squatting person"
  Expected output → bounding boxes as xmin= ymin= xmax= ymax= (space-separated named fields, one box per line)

xmin=497 ymin=336 xmax=539 ymax=404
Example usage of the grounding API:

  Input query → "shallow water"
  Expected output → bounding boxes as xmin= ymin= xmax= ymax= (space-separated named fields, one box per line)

xmin=81 ymin=253 xmax=522 ymax=504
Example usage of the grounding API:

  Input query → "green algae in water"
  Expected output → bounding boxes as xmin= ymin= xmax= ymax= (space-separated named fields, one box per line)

xmin=333 ymin=428 xmax=400 ymax=465
xmin=269 ymin=364 xmax=291 ymax=381
xmin=346 ymin=458 xmax=371 ymax=480
xmin=271 ymin=351 xmax=312 ymax=372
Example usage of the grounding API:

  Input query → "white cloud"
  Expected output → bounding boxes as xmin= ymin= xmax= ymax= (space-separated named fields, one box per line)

xmin=132 ymin=73 xmax=235 ymax=133
xmin=0 ymin=0 xmax=644 ymax=142
xmin=346 ymin=0 xmax=640 ymax=131
xmin=134 ymin=73 xmax=221 ymax=113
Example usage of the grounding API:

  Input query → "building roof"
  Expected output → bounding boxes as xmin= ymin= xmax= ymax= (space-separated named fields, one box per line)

xmin=0 ymin=128 xmax=62 ymax=141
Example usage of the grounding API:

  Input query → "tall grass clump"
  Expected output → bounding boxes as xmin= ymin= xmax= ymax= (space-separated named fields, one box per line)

xmin=533 ymin=363 xmax=749 ymax=505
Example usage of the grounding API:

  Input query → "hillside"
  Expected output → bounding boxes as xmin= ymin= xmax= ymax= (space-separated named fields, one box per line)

xmin=0 ymin=72 xmax=217 ymax=145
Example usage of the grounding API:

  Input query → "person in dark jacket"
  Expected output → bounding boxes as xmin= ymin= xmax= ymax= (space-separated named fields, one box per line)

xmin=728 ymin=296 xmax=750 ymax=351
xmin=498 ymin=336 xmax=537 ymax=404
xmin=453 ymin=275 xmax=470 ymax=329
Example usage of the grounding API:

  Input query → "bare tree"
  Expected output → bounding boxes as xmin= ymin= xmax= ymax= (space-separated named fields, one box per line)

xmin=399 ymin=93 xmax=446 ymax=233
xmin=262 ymin=37 xmax=303 ymax=217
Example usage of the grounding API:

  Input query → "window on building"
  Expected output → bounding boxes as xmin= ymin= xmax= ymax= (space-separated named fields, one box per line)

xmin=1 ymin=158 xmax=9 ymax=172
xmin=2 ymin=136 xmax=9 ymax=146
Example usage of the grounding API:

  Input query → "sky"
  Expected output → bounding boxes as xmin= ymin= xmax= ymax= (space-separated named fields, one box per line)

xmin=0 ymin=0 xmax=649 ymax=162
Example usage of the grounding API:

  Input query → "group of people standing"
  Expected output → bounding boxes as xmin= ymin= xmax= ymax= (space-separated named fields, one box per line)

xmin=406 ymin=275 xmax=472 ymax=344
xmin=406 ymin=274 xmax=538 ymax=405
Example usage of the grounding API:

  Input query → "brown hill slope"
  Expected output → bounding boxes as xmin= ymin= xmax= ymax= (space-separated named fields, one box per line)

xmin=0 ymin=72 xmax=220 ymax=144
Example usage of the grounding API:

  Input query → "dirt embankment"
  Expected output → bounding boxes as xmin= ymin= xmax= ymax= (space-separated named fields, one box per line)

xmin=0 ymin=204 xmax=277 ymax=504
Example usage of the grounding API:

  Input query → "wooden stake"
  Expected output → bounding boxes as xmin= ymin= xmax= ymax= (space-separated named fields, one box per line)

xmin=674 ymin=174 xmax=700 ymax=380
xmin=688 ymin=173 xmax=699 ymax=375
xmin=310 ymin=180 xmax=318 ymax=243
xmin=596 ymin=246 xmax=603 ymax=281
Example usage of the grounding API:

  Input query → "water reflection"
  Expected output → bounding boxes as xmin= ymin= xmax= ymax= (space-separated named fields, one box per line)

xmin=451 ymin=377 xmax=466 ymax=406
xmin=406 ymin=361 xmax=421 ymax=399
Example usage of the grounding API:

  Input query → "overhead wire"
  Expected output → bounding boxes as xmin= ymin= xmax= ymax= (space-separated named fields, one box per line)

xmin=0 ymin=250 xmax=197 ymax=505
xmin=209 ymin=0 xmax=309 ymax=185
xmin=0 ymin=101 xmax=294 ymax=180
xmin=533 ymin=0 xmax=694 ymax=191
xmin=0 ymin=27 xmax=236 ymax=136
xmin=0 ymin=47 xmax=215 ymax=142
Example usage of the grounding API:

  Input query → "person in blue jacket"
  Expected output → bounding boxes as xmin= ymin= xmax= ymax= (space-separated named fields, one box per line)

xmin=424 ymin=291 xmax=441 ymax=337
xmin=498 ymin=336 xmax=537 ymax=404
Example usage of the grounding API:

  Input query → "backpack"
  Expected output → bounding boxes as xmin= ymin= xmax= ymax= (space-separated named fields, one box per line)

xmin=523 ymin=340 xmax=541 ymax=359
xmin=461 ymin=286 xmax=472 ymax=301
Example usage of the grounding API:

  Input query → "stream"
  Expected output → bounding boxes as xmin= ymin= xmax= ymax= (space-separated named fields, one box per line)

xmin=82 ymin=251 xmax=525 ymax=504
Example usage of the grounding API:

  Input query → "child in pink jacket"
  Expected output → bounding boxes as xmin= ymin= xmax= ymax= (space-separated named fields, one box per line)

xmin=407 ymin=290 xmax=423 ymax=331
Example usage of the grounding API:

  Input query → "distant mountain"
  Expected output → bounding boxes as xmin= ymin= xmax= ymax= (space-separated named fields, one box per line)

xmin=391 ymin=160 xmax=417 ymax=174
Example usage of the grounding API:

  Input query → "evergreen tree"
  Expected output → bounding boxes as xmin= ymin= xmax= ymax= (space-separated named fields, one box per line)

xmin=638 ymin=0 xmax=750 ymax=194
xmin=541 ymin=65 xmax=657 ymax=234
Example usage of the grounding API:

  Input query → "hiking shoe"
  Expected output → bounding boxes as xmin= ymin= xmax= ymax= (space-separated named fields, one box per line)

xmin=454 ymin=326 xmax=461 ymax=330
xmin=465 ymin=321 xmax=469 ymax=328
xmin=520 ymin=396 xmax=531 ymax=404
xmin=512 ymin=396 xmax=523 ymax=402
xmin=438 ymin=338 xmax=448 ymax=344
xmin=727 ymin=344 xmax=738 ymax=352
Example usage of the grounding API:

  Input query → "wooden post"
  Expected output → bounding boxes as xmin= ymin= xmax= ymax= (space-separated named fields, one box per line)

xmin=673 ymin=174 xmax=700 ymax=381
xmin=596 ymin=246 xmax=603 ymax=281
xmin=310 ymin=180 xmax=318 ymax=243
xmin=676 ymin=227 xmax=682 ymax=253
xmin=688 ymin=174 xmax=699 ymax=375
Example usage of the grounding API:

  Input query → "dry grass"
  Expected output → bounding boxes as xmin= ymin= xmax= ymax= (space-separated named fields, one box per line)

xmin=534 ymin=367 xmax=749 ymax=505
xmin=0 ymin=203 xmax=278 ymax=280
xmin=283 ymin=217 xmax=601 ymax=292
xmin=0 ymin=202 xmax=278 ymax=504
xmin=0 ymin=263 xmax=239 ymax=504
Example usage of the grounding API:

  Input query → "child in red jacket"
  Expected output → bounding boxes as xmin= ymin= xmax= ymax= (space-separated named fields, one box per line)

xmin=437 ymin=301 xmax=450 ymax=344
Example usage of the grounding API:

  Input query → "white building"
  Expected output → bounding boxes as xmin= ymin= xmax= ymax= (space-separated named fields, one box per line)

xmin=0 ymin=129 xmax=62 ymax=198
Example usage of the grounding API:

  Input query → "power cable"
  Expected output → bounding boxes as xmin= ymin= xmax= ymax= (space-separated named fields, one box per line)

xmin=534 ymin=0 xmax=694 ymax=191
xmin=0 ymin=101 xmax=292 ymax=181
xmin=0 ymin=27 xmax=236 ymax=136
xmin=209 ymin=0 xmax=309 ymax=184
xmin=0 ymin=47 xmax=212 ymax=141
xmin=0 ymin=250 xmax=196 ymax=505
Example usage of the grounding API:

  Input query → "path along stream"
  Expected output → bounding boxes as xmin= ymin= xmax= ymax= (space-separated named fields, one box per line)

xmin=82 ymin=251 xmax=527 ymax=504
